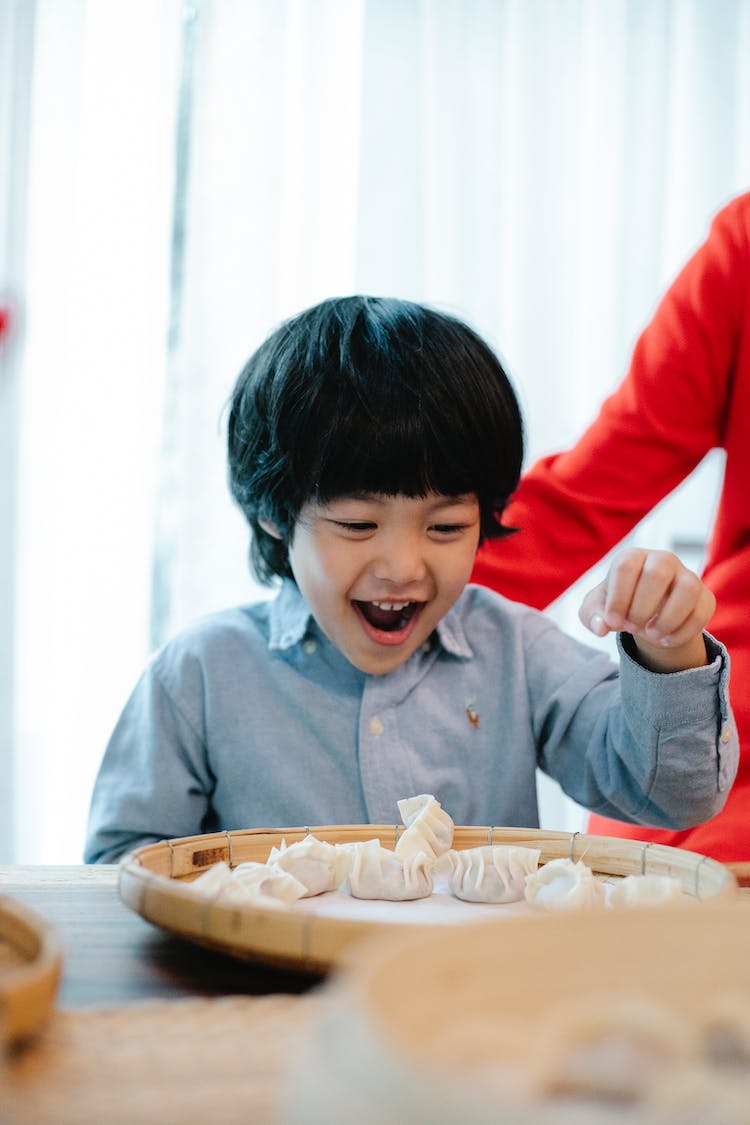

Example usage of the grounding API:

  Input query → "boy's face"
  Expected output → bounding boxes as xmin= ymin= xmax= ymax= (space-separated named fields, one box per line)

xmin=285 ymin=491 xmax=481 ymax=675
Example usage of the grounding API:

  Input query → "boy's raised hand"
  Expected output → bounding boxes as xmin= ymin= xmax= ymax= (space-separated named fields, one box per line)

xmin=579 ymin=548 xmax=715 ymax=672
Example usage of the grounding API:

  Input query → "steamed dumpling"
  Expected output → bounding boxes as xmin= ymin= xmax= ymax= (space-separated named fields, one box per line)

xmin=231 ymin=861 xmax=308 ymax=904
xmin=606 ymin=873 xmax=684 ymax=908
xmin=531 ymin=995 xmax=695 ymax=1105
xmin=344 ymin=838 xmax=433 ymax=901
xmin=268 ymin=836 xmax=353 ymax=897
xmin=190 ymin=860 xmax=235 ymax=896
xmin=524 ymin=858 xmax=606 ymax=911
xmin=190 ymin=859 xmax=307 ymax=907
xmin=395 ymin=794 xmax=454 ymax=863
xmin=440 ymin=845 xmax=541 ymax=903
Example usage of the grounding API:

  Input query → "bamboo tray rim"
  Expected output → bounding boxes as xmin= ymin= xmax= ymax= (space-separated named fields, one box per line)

xmin=0 ymin=893 xmax=64 ymax=1045
xmin=118 ymin=825 xmax=737 ymax=973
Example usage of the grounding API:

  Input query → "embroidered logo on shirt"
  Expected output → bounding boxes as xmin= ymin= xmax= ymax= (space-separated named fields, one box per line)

xmin=466 ymin=703 xmax=480 ymax=730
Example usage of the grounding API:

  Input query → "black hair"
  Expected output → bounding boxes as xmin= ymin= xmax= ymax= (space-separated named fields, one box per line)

xmin=227 ymin=295 xmax=523 ymax=583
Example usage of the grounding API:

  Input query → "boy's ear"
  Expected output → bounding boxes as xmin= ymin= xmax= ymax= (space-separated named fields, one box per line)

xmin=258 ymin=517 xmax=283 ymax=540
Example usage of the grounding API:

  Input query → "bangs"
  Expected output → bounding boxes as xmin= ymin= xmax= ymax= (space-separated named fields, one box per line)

xmin=309 ymin=396 xmax=488 ymax=504
xmin=280 ymin=324 xmax=521 ymax=531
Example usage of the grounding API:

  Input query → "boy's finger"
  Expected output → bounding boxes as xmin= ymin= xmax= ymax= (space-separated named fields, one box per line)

xmin=578 ymin=583 xmax=610 ymax=636
xmin=602 ymin=550 xmax=647 ymax=629
xmin=646 ymin=615 xmax=705 ymax=649
xmin=618 ymin=551 xmax=683 ymax=628
xmin=643 ymin=580 xmax=716 ymax=643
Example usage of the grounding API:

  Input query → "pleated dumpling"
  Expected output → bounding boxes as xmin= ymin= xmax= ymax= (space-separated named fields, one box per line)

xmin=229 ymin=860 xmax=308 ymax=904
xmin=189 ymin=859 xmax=307 ymax=907
xmin=343 ymin=838 xmax=433 ymax=901
xmin=524 ymin=858 xmax=606 ymax=911
xmin=268 ymin=836 xmax=353 ymax=897
xmin=394 ymin=794 xmax=454 ymax=863
xmin=439 ymin=845 xmax=541 ymax=903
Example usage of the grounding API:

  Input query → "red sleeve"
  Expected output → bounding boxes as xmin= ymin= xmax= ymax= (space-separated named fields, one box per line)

xmin=472 ymin=196 xmax=748 ymax=609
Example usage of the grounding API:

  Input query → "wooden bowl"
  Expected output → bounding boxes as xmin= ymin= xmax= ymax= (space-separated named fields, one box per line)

xmin=0 ymin=894 xmax=63 ymax=1045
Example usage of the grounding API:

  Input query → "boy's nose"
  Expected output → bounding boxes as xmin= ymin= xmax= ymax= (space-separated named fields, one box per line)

xmin=371 ymin=539 xmax=428 ymax=585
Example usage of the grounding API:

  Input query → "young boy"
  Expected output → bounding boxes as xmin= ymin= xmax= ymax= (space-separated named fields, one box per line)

xmin=84 ymin=296 xmax=737 ymax=863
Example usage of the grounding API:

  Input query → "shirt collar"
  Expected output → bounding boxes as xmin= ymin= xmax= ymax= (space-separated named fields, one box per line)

xmin=268 ymin=580 xmax=314 ymax=650
xmin=435 ymin=600 xmax=474 ymax=659
xmin=268 ymin=578 xmax=474 ymax=660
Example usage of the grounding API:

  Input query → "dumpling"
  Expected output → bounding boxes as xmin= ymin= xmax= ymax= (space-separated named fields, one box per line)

xmin=606 ymin=873 xmax=684 ymax=908
xmin=531 ymin=995 xmax=695 ymax=1105
xmin=344 ymin=838 xmax=433 ymax=901
xmin=190 ymin=859 xmax=307 ymax=906
xmin=394 ymin=794 xmax=454 ymax=863
xmin=231 ymin=860 xmax=308 ymax=904
xmin=524 ymin=858 xmax=606 ymax=911
xmin=190 ymin=860 xmax=235 ymax=894
xmin=268 ymin=836 xmax=353 ymax=897
xmin=439 ymin=845 xmax=540 ymax=903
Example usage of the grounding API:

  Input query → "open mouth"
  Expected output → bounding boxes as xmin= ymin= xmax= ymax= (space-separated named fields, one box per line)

xmin=353 ymin=599 xmax=420 ymax=633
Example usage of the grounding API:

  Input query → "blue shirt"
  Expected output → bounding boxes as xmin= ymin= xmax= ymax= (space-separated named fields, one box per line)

xmin=84 ymin=581 xmax=737 ymax=862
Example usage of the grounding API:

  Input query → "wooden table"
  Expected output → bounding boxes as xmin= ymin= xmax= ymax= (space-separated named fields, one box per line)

xmin=3 ymin=864 xmax=750 ymax=1123
xmin=0 ymin=867 xmax=328 ymax=1124
xmin=0 ymin=864 xmax=322 ymax=1007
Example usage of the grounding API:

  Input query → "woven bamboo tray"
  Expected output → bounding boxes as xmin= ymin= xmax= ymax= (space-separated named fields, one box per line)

xmin=118 ymin=825 xmax=737 ymax=973
xmin=0 ymin=894 xmax=63 ymax=1045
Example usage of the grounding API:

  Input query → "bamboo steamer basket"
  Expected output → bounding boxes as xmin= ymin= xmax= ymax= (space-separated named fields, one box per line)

xmin=0 ymin=894 xmax=63 ymax=1046
xmin=280 ymin=902 xmax=750 ymax=1125
xmin=119 ymin=825 xmax=737 ymax=972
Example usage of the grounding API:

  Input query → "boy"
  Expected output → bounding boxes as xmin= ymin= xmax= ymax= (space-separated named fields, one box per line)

xmin=85 ymin=296 xmax=737 ymax=863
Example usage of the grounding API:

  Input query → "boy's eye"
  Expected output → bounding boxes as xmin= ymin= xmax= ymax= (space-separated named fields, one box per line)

xmin=430 ymin=523 xmax=468 ymax=535
xmin=333 ymin=520 xmax=377 ymax=532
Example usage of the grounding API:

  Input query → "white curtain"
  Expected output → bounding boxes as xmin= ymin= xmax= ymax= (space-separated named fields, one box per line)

xmin=3 ymin=0 xmax=182 ymax=862
xmin=3 ymin=0 xmax=750 ymax=861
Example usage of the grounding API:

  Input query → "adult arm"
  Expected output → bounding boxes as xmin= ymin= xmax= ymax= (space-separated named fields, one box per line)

xmin=473 ymin=196 xmax=748 ymax=607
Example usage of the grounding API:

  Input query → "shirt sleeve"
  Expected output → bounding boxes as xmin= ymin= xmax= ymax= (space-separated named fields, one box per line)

xmin=527 ymin=626 xmax=738 ymax=829
xmin=472 ymin=195 xmax=748 ymax=608
xmin=84 ymin=655 xmax=216 ymax=863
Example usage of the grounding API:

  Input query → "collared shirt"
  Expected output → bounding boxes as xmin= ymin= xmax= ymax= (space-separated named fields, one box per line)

xmin=84 ymin=581 xmax=737 ymax=862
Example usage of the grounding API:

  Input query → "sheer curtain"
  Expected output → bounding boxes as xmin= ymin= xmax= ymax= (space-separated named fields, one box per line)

xmin=4 ymin=0 xmax=750 ymax=861
xmin=4 ymin=0 xmax=181 ymax=861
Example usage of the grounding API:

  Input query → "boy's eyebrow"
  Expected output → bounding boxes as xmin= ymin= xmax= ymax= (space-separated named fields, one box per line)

xmin=421 ymin=493 xmax=479 ymax=511
xmin=327 ymin=492 xmax=478 ymax=508
xmin=431 ymin=493 xmax=478 ymax=508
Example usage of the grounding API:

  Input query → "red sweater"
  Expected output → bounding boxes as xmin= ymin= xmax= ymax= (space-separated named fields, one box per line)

xmin=473 ymin=193 xmax=750 ymax=861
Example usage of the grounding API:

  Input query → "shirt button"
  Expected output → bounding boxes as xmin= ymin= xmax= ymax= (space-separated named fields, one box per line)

xmin=369 ymin=716 xmax=384 ymax=736
xmin=721 ymin=725 xmax=733 ymax=744
xmin=303 ymin=640 xmax=317 ymax=655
